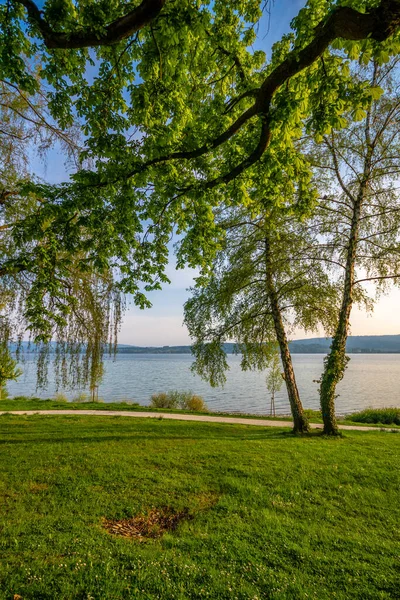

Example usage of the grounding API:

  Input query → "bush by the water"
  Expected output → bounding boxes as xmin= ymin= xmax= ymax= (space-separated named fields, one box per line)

xmin=348 ymin=407 xmax=400 ymax=425
xmin=181 ymin=394 xmax=207 ymax=412
xmin=150 ymin=392 xmax=176 ymax=409
xmin=150 ymin=390 xmax=207 ymax=411
xmin=72 ymin=392 xmax=90 ymax=403
xmin=54 ymin=392 xmax=68 ymax=402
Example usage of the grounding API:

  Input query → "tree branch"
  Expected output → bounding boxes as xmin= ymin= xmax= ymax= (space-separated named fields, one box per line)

xmin=354 ymin=274 xmax=400 ymax=284
xmin=0 ymin=262 xmax=26 ymax=277
xmin=16 ymin=0 xmax=167 ymax=49
xmin=119 ymin=1 xmax=400 ymax=188
xmin=18 ymin=0 xmax=400 ymax=192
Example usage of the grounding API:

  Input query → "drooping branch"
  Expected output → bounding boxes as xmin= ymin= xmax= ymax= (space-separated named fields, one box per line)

xmin=15 ymin=0 xmax=167 ymax=49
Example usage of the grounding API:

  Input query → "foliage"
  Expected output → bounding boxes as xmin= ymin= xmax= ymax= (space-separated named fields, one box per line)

xmin=266 ymin=351 xmax=283 ymax=416
xmin=304 ymin=408 xmax=323 ymax=421
xmin=1 ymin=1 xmax=400 ymax=400
xmin=185 ymin=202 xmax=340 ymax=386
xmin=0 ymin=77 xmax=79 ymax=169
xmin=150 ymin=391 xmax=177 ymax=409
xmin=72 ymin=392 xmax=90 ymax=404
xmin=116 ymin=399 xmax=137 ymax=406
xmin=1 ymin=1 xmax=400 ymax=320
xmin=150 ymin=390 xmax=207 ymax=411
xmin=0 ymin=415 xmax=398 ymax=598
xmin=0 ymin=77 xmax=123 ymax=392
xmin=311 ymin=60 xmax=400 ymax=306
xmin=0 ymin=345 xmax=21 ymax=399
xmin=348 ymin=407 xmax=400 ymax=425
xmin=180 ymin=394 xmax=208 ymax=412
xmin=2 ymin=1 xmax=399 ymax=196
xmin=311 ymin=59 xmax=400 ymax=433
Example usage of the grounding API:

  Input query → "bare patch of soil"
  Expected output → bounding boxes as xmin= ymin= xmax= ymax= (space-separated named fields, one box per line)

xmin=102 ymin=507 xmax=192 ymax=541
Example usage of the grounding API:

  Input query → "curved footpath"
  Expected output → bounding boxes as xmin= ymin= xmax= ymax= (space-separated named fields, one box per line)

xmin=0 ymin=410 xmax=389 ymax=431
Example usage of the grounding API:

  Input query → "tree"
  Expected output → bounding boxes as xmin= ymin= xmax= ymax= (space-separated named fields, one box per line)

xmin=184 ymin=192 xmax=340 ymax=433
xmin=1 ymin=1 xmax=400 ymax=290
xmin=266 ymin=349 xmax=283 ymax=417
xmin=311 ymin=60 xmax=400 ymax=435
xmin=0 ymin=79 xmax=122 ymax=391
xmin=2 ymin=1 xmax=400 ymax=254
xmin=2 ymin=1 xmax=400 ymax=396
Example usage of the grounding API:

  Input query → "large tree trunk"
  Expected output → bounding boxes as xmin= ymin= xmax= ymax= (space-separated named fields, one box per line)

xmin=319 ymin=179 xmax=369 ymax=435
xmin=265 ymin=239 xmax=310 ymax=434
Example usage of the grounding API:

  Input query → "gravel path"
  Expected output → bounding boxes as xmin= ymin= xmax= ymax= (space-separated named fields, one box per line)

xmin=0 ymin=410 xmax=387 ymax=431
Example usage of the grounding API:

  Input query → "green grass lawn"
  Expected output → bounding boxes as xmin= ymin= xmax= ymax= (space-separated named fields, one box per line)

xmin=0 ymin=415 xmax=399 ymax=599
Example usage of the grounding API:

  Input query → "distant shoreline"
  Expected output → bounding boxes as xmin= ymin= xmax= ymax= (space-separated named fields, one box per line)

xmin=12 ymin=350 xmax=400 ymax=356
xmin=116 ymin=349 xmax=400 ymax=355
xmin=113 ymin=335 xmax=400 ymax=354
xmin=10 ymin=335 xmax=400 ymax=355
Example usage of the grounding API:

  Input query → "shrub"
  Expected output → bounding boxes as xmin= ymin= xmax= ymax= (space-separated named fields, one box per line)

xmin=118 ymin=400 xmax=139 ymax=407
xmin=180 ymin=394 xmax=208 ymax=412
xmin=11 ymin=395 xmax=47 ymax=401
xmin=150 ymin=390 xmax=207 ymax=411
xmin=170 ymin=390 xmax=192 ymax=407
xmin=347 ymin=408 xmax=400 ymax=426
xmin=150 ymin=392 xmax=179 ymax=409
xmin=72 ymin=392 xmax=90 ymax=404
xmin=54 ymin=392 xmax=68 ymax=402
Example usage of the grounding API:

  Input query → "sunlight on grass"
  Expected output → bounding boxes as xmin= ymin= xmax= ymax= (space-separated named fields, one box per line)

xmin=0 ymin=415 xmax=398 ymax=599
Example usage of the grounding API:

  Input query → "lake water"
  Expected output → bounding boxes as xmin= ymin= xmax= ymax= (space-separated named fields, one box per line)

xmin=7 ymin=353 xmax=400 ymax=416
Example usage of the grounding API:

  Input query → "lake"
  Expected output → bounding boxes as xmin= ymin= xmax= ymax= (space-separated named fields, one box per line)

xmin=7 ymin=353 xmax=400 ymax=416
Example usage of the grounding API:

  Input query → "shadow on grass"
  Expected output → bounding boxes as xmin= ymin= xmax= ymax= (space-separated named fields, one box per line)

xmin=0 ymin=428 xmax=301 ymax=445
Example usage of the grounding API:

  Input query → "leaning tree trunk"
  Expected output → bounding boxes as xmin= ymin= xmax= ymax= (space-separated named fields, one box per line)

xmin=319 ymin=180 xmax=368 ymax=435
xmin=265 ymin=238 xmax=310 ymax=434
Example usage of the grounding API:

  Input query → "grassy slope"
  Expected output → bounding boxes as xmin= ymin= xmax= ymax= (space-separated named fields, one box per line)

xmin=0 ymin=415 xmax=399 ymax=599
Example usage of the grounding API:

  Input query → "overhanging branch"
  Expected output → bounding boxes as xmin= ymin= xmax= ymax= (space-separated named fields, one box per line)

xmin=122 ymin=0 xmax=400 ymax=187
xmin=354 ymin=274 xmax=400 ymax=284
xmin=16 ymin=0 xmax=400 ymax=190
xmin=15 ymin=0 xmax=167 ymax=49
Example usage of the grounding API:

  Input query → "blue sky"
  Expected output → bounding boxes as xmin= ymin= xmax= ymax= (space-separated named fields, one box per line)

xmin=31 ymin=0 xmax=400 ymax=345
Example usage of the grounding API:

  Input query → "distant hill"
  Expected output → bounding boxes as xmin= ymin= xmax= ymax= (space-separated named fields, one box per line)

xmin=116 ymin=335 xmax=400 ymax=355
xmin=10 ymin=335 xmax=400 ymax=354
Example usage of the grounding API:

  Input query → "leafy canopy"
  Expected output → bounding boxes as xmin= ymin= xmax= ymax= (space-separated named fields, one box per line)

xmin=1 ymin=1 xmax=400 ymax=286
xmin=1 ymin=1 xmax=400 ymax=391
